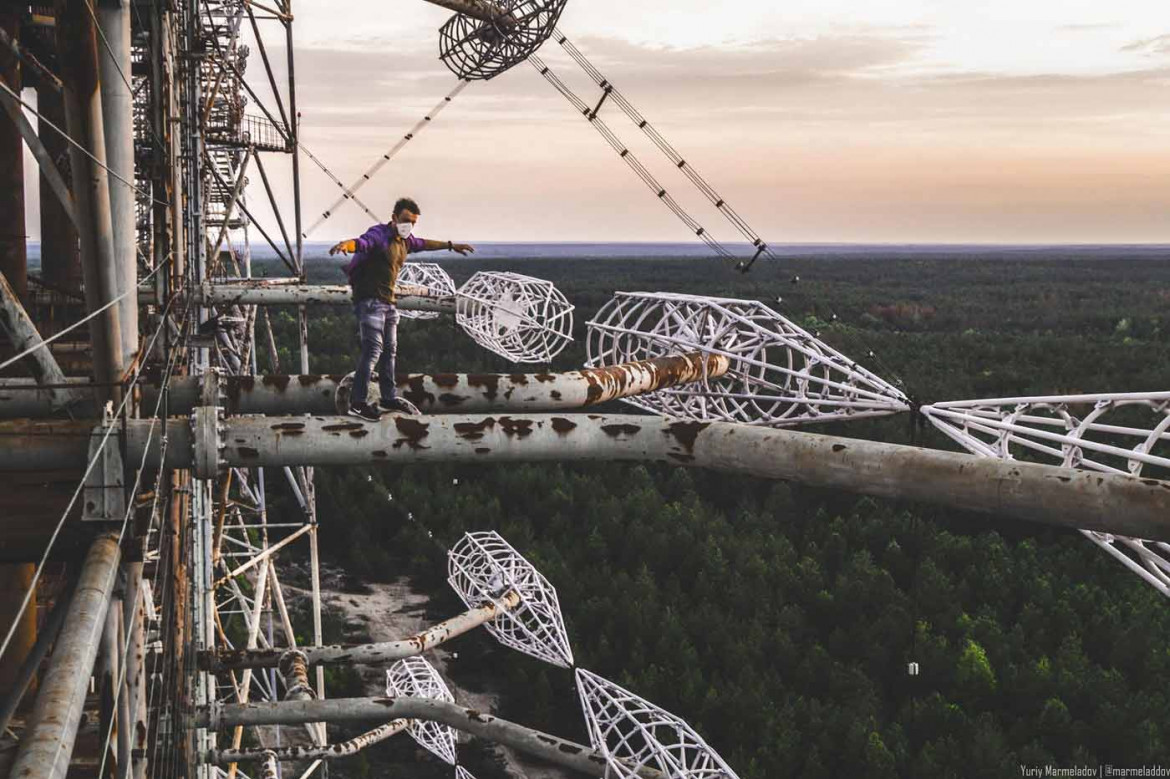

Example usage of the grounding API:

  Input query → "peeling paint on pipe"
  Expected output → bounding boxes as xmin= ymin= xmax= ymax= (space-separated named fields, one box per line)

xmin=197 ymin=696 xmax=660 ymax=778
xmin=207 ymin=591 xmax=521 ymax=671
xmin=139 ymin=281 xmax=455 ymax=313
xmin=1 ymin=353 xmax=727 ymax=419
xmin=211 ymin=720 xmax=408 ymax=764
xmin=5 ymin=414 xmax=1170 ymax=542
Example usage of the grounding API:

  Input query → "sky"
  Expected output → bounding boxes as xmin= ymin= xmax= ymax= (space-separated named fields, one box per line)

xmin=21 ymin=0 xmax=1170 ymax=244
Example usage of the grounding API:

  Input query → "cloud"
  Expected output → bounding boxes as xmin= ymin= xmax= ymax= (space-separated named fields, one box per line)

xmin=1122 ymin=34 xmax=1170 ymax=56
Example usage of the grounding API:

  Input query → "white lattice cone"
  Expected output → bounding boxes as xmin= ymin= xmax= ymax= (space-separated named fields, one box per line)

xmin=455 ymin=271 xmax=574 ymax=363
xmin=397 ymin=262 xmax=457 ymax=320
xmin=586 ymin=292 xmax=908 ymax=427
xmin=923 ymin=391 xmax=1170 ymax=596
xmin=575 ymin=669 xmax=739 ymax=778
xmin=385 ymin=657 xmax=458 ymax=765
xmin=455 ymin=767 xmax=478 ymax=779
xmin=447 ymin=531 xmax=574 ymax=668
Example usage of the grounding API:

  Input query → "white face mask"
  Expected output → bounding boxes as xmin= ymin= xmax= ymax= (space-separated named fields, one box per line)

xmin=395 ymin=221 xmax=414 ymax=239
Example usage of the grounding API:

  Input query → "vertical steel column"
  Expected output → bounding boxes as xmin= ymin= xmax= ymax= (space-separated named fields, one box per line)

xmin=54 ymin=0 xmax=124 ymax=400
xmin=97 ymin=0 xmax=139 ymax=369
xmin=0 ymin=6 xmax=25 ymax=300
xmin=10 ymin=533 xmax=122 ymax=779
xmin=36 ymin=80 xmax=82 ymax=296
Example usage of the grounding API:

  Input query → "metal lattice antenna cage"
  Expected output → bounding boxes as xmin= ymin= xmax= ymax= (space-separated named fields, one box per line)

xmin=922 ymin=392 xmax=1170 ymax=595
xmin=455 ymin=767 xmax=479 ymax=779
xmin=575 ymin=669 xmax=740 ymax=779
xmin=386 ymin=657 xmax=460 ymax=765
xmin=397 ymin=262 xmax=458 ymax=320
xmin=447 ymin=531 xmax=575 ymax=668
xmin=439 ymin=0 xmax=569 ymax=80
xmin=586 ymin=292 xmax=910 ymax=427
xmin=455 ymin=271 xmax=575 ymax=363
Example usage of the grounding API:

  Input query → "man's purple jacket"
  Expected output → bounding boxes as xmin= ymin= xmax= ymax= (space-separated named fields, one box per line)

xmin=342 ymin=223 xmax=425 ymax=280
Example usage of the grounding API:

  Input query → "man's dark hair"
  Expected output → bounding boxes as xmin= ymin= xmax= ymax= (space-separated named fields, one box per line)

xmin=393 ymin=197 xmax=421 ymax=217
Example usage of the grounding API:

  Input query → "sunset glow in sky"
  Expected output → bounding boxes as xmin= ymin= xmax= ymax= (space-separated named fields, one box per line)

xmin=23 ymin=0 xmax=1170 ymax=243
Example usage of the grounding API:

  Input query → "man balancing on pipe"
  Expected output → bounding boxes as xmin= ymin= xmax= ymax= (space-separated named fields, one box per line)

xmin=329 ymin=197 xmax=475 ymax=421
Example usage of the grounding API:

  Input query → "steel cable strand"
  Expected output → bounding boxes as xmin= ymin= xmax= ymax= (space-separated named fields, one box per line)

xmin=528 ymin=55 xmax=735 ymax=260
xmin=553 ymin=31 xmax=775 ymax=266
xmin=0 ymin=80 xmax=169 ymax=209
xmin=303 ymin=79 xmax=472 ymax=237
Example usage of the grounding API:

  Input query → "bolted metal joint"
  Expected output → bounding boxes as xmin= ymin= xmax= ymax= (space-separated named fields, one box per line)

xmin=279 ymin=649 xmax=315 ymax=702
xmin=191 ymin=406 xmax=223 ymax=479
xmin=259 ymin=749 xmax=279 ymax=779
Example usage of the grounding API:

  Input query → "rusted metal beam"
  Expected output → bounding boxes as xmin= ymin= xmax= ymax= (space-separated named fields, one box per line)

xmin=0 ymin=6 xmax=25 ymax=300
xmin=139 ymin=280 xmax=455 ymax=313
xmin=205 ymin=591 xmax=521 ymax=671
xmin=0 ymin=270 xmax=77 ymax=411
xmin=10 ymin=533 xmax=122 ymax=779
xmin=421 ymin=0 xmax=510 ymax=24
xmin=54 ymin=0 xmax=124 ymax=400
xmin=211 ymin=720 xmax=407 ymax=764
xmin=96 ymin=0 xmax=138 ymax=371
xmin=197 ymin=696 xmax=657 ymax=778
xmin=36 ymin=79 xmax=82 ymax=295
xmin=6 ymin=414 xmax=1170 ymax=541
xmin=0 ymin=72 xmax=77 ymax=229
xmin=0 ymin=353 xmax=728 ymax=418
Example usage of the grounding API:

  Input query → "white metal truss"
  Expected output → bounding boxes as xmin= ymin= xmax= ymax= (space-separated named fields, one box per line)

xmin=587 ymin=292 xmax=909 ymax=427
xmin=455 ymin=271 xmax=574 ymax=363
xmin=922 ymin=391 xmax=1170 ymax=595
xmin=455 ymin=767 xmax=479 ymax=779
xmin=447 ymin=531 xmax=575 ymax=668
xmin=575 ymin=668 xmax=739 ymax=779
xmin=385 ymin=657 xmax=460 ymax=766
xmin=398 ymin=262 xmax=457 ymax=320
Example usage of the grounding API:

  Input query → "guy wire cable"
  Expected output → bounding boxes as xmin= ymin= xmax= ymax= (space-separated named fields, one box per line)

xmin=552 ymin=30 xmax=778 ymax=272
xmin=528 ymin=54 xmax=736 ymax=262
xmin=303 ymin=78 xmax=472 ymax=238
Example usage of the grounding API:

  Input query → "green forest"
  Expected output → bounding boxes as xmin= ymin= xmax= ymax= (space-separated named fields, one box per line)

xmin=260 ymin=249 xmax=1170 ymax=778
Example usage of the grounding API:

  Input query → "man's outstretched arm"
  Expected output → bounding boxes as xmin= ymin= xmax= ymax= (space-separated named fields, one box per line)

xmin=328 ymin=239 xmax=357 ymax=255
xmin=417 ymin=238 xmax=476 ymax=256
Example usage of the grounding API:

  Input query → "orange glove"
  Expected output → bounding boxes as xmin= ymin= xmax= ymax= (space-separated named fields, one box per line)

xmin=329 ymin=239 xmax=357 ymax=256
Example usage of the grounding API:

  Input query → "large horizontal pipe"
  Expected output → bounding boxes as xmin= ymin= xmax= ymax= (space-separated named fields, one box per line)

xmin=197 ymin=696 xmax=653 ymax=778
xmin=139 ymin=281 xmax=455 ymax=313
xmin=10 ymin=534 xmax=121 ymax=779
xmin=211 ymin=720 xmax=407 ymax=764
xmin=5 ymin=414 xmax=1169 ymax=541
xmin=205 ymin=591 xmax=520 ymax=671
xmin=0 ymin=352 xmax=729 ymax=418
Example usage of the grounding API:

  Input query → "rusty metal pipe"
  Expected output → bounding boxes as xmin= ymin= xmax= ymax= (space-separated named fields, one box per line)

xmin=11 ymin=533 xmax=122 ymax=779
xmin=0 ymin=353 xmax=728 ymax=418
xmin=4 ymin=415 xmax=1170 ymax=541
xmin=211 ymin=719 xmax=408 ymax=764
xmin=0 ymin=271 xmax=78 ymax=411
xmin=211 ymin=414 xmax=1170 ymax=542
xmin=207 ymin=590 xmax=521 ymax=671
xmin=421 ymin=0 xmax=509 ymax=23
xmin=139 ymin=281 xmax=455 ymax=313
xmin=96 ymin=0 xmax=138 ymax=370
xmin=197 ymin=696 xmax=659 ymax=778
xmin=54 ymin=0 xmax=124 ymax=400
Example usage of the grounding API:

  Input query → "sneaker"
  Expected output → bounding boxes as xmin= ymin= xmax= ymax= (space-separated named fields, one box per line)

xmin=347 ymin=402 xmax=383 ymax=422
xmin=379 ymin=396 xmax=421 ymax=415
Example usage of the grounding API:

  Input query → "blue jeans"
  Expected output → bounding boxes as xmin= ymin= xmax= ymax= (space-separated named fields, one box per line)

xmin=351 ymin=298 xmax=399 ymax=405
